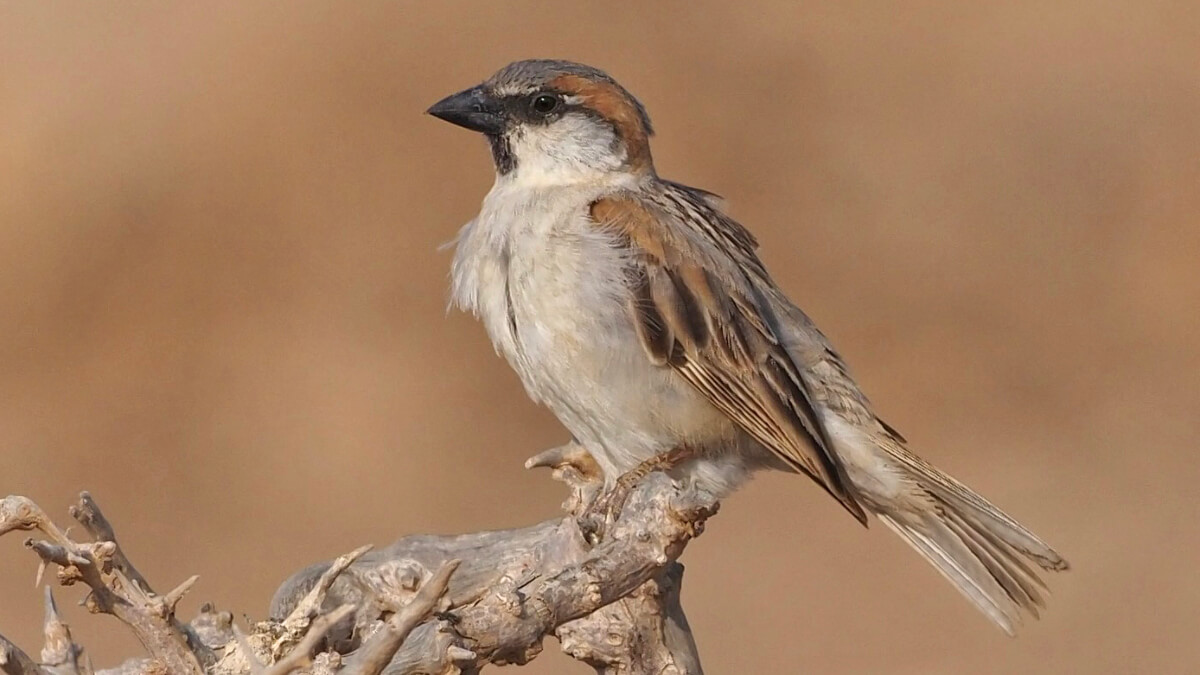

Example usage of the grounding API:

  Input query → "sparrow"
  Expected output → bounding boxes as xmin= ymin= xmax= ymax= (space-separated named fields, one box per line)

xmin=427 ymin=59 xmax=1068 ymax=635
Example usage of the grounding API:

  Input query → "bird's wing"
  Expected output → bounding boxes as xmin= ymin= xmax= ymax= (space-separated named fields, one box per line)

xmin=589 ymin=185 xmax=867 ymax=524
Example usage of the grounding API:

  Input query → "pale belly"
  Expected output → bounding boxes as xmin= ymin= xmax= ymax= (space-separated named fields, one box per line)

xmin=503 ymin=234 xmax=721 ymax=476
xmin=511 ymin=288 xmax=770 ymax=495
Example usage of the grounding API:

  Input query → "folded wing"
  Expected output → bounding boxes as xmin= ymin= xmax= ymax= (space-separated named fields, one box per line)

xmin=589 ymin=188 xmax=867 ymax=524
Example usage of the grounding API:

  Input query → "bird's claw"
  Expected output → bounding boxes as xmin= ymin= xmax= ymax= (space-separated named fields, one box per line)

xmin=576 ymin=474 xmax=639 ymax=545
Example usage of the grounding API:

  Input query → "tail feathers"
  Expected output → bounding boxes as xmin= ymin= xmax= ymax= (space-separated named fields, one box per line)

xmin=877 ymin=512 xmax=1018 ymax=635
xmin=885 ymin=445 xmax=1069 ymax=573
xmin=942 ymin=509 xmax=1047 ymax=615
xmin=872 ymin=451 xmax=1068 ymax=635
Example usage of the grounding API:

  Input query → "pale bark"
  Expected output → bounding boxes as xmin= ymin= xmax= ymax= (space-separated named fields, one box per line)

xmin=0 ymin=443 xmax=717 ymax=674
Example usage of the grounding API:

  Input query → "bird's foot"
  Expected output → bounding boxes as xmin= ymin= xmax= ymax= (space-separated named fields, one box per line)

xmin=525 ymin=442 xmax=604 ymax=515
xmin=577 ymin=477 xmax=635 ymax=545
xmin=576 ymin=446 xmax=694 ymax=545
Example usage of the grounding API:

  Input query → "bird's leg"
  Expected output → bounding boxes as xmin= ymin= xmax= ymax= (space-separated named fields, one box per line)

xmin=578 ymin=445 xmax=694 ymax=544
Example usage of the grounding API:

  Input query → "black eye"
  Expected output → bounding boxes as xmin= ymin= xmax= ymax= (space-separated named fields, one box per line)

xmin=531 ymin=94 xmax=560 ymax=115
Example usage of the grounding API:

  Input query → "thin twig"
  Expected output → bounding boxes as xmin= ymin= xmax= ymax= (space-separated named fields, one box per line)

xmin=282 ymin=545 xmax=372 ymax=631
xmin=1 ymin=495 xmax=210 ymax=674
xmin=260 ymin=605 xmax=355 ymax=675
xmin=68 ymin=493 xmax=151 ymax=593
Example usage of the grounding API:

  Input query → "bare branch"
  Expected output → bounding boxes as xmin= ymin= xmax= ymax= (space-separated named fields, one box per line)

xmin=267 ymin=544 xmax=373 ymax=666
xmin=68 ymin=493 xmax=151 ymax=594
xmin=232 ymin=624 xmax=267 ymax=675
xmin=260 ymin=605 xmax=355 ymax=675
xmin=4 ymin=441 xmax=716 ymax=675
xmin=0 ymin=497 xmax=68 ymax=541
xmin=343 ymin=560 xmax=460 ymax=675
xmin=161 ymin=576 xmax=200 ymax=618
xmin=0 ymin=633 xmax=48 ymax=675
xmin=189 ymin=603 xmax=235 ymax=650
xmin=41 ymin=587 xmax=83 ymax=675
xmin=557 ymin=563 xmax=702 ymax=674
xmin=282 ymin=546 xmax=372 ymax=631
xmin=0 ymin=495 xmax=211 ymax=674
xmin=439 ymin=472 xmax=716 ymax=669
xmin=273 ymin=451 xmax=716 ymax=673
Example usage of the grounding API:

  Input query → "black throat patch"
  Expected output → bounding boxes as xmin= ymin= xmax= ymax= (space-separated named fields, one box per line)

xmin=487 ymin=134 xmax=516 ymax=174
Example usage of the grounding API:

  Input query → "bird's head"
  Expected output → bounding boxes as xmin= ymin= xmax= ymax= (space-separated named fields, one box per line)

xmin=427 ymin=60 xmax=654 ymax=184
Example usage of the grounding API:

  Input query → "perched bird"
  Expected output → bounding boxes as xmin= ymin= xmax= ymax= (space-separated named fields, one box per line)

xmin=428 ymin=59 xmax=1068 ymax=634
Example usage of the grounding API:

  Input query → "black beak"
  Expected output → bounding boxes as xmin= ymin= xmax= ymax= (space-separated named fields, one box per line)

xmin=426 ymin=85 xmax=505 ymax=135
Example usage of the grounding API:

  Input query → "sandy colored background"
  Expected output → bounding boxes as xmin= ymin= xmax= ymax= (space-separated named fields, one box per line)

xmin=2 ymin=2 xmax=1197 ymax=673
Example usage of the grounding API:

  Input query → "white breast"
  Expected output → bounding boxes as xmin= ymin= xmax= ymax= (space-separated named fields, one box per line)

xmin=449 ymin=176 xmax=731 ymax=480
xmin=450 ymin=177 xmax=632 ymax=386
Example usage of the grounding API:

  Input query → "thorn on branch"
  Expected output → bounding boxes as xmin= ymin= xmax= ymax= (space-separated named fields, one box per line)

xmin=41 ymin=587 xmax=83 ymax=674
xmin=160 ymin=575 xmax=200 ymax=618
xmin=3 ymin=495 xmax=210 ymax=674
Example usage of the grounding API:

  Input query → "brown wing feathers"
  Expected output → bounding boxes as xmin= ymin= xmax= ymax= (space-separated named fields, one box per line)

xmin=591 ymin=192 xmax=867 ymax=524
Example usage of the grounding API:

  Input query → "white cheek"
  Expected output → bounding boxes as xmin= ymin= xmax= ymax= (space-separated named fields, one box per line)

xmin=506 ymin=116 xmax=626 ymax=185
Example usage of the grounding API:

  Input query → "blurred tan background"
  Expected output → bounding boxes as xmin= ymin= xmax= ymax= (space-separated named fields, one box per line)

xmin=1 ymin=2 xmax=1197 ymax=672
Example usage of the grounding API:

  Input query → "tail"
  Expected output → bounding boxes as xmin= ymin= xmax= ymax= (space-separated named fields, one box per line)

xmin=868 ymin=444 xmax=1069 ymax=635
xmin=766 ymin=297 xmax=1068 ymax=632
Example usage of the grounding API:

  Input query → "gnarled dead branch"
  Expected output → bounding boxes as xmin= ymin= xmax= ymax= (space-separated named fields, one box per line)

xmin=1 ymin=442 xmax=718 ymax=674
